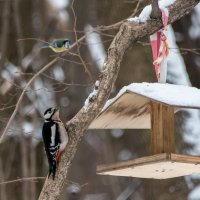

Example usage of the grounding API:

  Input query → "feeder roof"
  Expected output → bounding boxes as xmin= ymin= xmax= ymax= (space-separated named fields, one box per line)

xmin=89 ymin=83 xmax=200 ymax=129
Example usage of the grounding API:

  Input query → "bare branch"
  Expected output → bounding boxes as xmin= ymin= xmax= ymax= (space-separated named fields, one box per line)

xmin=17 ymin=38 xmax=51 ymax=45
xmin=0 ymin=177 xmax=45 ymax=185
xmin=38 ymin=0 xmax=200 ymax=199
xmin=70 ymin=0 xmax=93 ymax=82
xmin=97 ymin=0 xmax=141 ymax=30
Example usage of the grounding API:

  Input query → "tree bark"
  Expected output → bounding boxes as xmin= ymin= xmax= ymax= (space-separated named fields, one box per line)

xmin=38 ymin=0 xmax=200 ymax=199
xmin=151 ymin=0 xmax=162 ymax=19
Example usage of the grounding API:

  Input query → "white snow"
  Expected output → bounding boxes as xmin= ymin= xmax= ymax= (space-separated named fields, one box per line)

xmin=23 ymin=122 xmax=33 ymax=135
xmin=95 ymin=80 xmax=100 ymax=87
xmin=48 ymin=0 xmax=69 ymax=22
xmin=103 ymin=82 xmax=200 ymax=111
xmin=182 ymin=109 xmax=200 ymax=155
xmin=84 ymin=24 xmax=106 ymax=70
xmin=48 ymin=0 xmax=69 ymax=9
xmin=52 ymin=66 xmax=65 ymax=81
xmin=0 ymin=62 xmax=21 ymax=95
xmin=1 ymin=62 xmax=20 ymax=80
xmin=188 ymin=185 xmax=200 ymax=200
xmin=84 ymin=80 xmax=100 ymax=109
xmin=189 ymin=4 xmax=200 ymax=39
xmin=118 ymin=149 xmax=133 ymax=161
xmin=167 ymin=25 xmax=191 ymax=85
xmin=111 ymin=129 xmax=124 ymax=138
xmin=127 ymin=0 xmax=176 ymax=23
xmin=67 ymin=184 xmax=81 ymax=195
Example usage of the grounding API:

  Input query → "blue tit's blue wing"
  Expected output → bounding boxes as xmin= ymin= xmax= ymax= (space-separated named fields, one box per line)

xmin=52 ymin=40 xmax=64 ymax=48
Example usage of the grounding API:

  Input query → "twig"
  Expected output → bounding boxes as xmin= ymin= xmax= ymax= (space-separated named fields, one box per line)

xmin=96 ymin=0 xmax=141 ymax=30
xmin=41 ymin=73 xmax=92 ymax=87
xmin=0 ymin=176 xmax=86 ymax=187
xmin=17 ymin=38 xmax=51 ymax=45
xmin=0 ymin=177 xmax=46 ymax=185
xmin=70 ymin=0 xmax=93 ymax=83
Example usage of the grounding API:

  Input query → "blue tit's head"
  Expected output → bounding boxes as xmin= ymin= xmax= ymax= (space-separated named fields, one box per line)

xmin=52 ymin=39 xmax=71 ymax=49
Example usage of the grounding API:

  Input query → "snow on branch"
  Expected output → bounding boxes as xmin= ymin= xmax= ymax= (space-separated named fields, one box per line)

xmin=127 ymin=0 xmax=176 ymax=23
xmin=84 ymin=80 xmax=100 ymax=109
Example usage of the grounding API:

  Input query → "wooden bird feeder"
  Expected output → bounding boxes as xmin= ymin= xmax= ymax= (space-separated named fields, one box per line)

xmin=89 ymin=83 xmax=200 ymax=179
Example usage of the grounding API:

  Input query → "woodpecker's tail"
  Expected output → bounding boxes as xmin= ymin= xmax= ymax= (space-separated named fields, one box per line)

xmin=48 ymin=160 xmax=57 ymax=180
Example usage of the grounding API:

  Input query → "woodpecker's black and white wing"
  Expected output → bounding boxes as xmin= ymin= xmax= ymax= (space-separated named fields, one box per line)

xmin=42 ymin=121 xmax=61 ymax=180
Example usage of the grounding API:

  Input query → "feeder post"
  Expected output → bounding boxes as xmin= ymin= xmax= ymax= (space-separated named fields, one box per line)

xmin=150 ymin=101 xmax=175 ymax=154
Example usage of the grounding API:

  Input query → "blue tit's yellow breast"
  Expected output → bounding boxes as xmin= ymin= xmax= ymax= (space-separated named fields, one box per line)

xmin=49 ymin=45 xmax=67 ymax=53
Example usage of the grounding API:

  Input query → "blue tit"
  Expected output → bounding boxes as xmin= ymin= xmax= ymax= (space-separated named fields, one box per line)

xmin=41 ymin=39 xmax=71 ymax=53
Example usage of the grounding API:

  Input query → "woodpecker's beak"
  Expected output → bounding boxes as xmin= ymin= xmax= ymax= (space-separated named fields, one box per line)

xmin=52 ymin=108 xmax=60 ymax=121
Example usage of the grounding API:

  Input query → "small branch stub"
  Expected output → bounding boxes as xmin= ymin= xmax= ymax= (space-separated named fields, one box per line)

xmin=84 ymin=80 xmax=100 ymax=109
xmin=151 ymin=0 xmax=162 ymax=19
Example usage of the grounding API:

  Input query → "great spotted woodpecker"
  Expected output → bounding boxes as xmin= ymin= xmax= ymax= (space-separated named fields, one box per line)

xmin=42 ymin=107 xmax=68 ymax=180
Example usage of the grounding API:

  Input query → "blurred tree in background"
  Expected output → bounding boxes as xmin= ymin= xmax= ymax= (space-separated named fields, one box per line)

xmin=0 ymin=0 xmax=200 ymax=199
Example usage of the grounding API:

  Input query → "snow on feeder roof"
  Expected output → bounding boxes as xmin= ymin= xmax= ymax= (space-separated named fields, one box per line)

xmin=89 ymin=83 xmax=200 ymax=129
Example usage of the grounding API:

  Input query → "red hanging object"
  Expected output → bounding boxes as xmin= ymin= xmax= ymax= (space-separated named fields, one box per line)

xmin=150 ymin=8 xmax=169 ymax=83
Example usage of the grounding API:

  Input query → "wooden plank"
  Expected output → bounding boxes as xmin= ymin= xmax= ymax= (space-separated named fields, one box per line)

xmin=89 ymin=92 xmax=151 ymax=129
xmin=150 ymin=102 xmax=175 ymax=154
xmin=89 ymin=91 xmax=179 ymax=130
xmin=163 ymin=105 xmax=175 ymax=153
xmin=170 ymin=154 xmax=200 ymax=164
xmin=97 ymin=153 xmax=200 ymax=179
xmin=97 ymin=153 xmax=169 ymax=173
